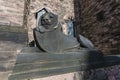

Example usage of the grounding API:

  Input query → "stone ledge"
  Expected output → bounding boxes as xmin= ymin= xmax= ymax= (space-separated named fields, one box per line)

xmin=8 ymin=47 xmax=120 ymax=80
xmin=0 ymin=26 xmax=26 ymax=33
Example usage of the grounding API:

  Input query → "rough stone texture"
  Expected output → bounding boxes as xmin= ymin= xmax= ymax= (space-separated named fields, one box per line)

xmin=0 ymin=31 xmax=27 ymax=51
xmin=31 ymin=73 xmax=75 ymax=80
xmin=23 ymin=0 xmax=120 ymax=80
xmin=0 ymin=30 xmax=27 ymax=80
xmin=77 ymin=65 xmax=120 ymax=80
xmin=26 ymin=0 xmax=78 ymax=80
xmin=73 ymin=0 xmax=120 ymax=79
xmin=25 ymin=0 xmax=120 ymax=80
xmin=28 ymin=0 xmax=75 ymax=42
xmin=77 ymin=0 xmax=120 ymax=55
xmin=0 ymin=0 xmax=119 ymax=80
xmin=0 ymin=0 xmax=27 ymax=80
xmin=32 ymin=65 xmax=120 ymax=80
xmin=28 ymin=0 xmax=120 ymax=55
xmin=0 ymin=71 xmax=11 ymax=80
xmin=0 ymin=0 xmax=24 ymax=26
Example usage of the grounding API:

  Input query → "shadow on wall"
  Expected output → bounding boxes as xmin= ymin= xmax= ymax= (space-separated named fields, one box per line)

xmin=0 ymin=32 xmax=27 ymax=44
xmin=73 ymin=0 xmax=81 ymax=37
xmin=73 ymin=1 xmax=120 ymax=79
xmin=73 ymin=0 xmax=120 ymax=55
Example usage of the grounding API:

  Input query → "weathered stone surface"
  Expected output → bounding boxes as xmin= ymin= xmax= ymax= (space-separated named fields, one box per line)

xmin=23 ymin=0 xmax=120 ymax=80
xmin=0 ymin=0 xmax=24 ymax=26
xmin=28 ymin=0 xmax=75 ymax=42
xmin=0 ymin=31 xmax=27 ymax=51
xmin=0 ymin=1 xmax=27 ymax=80
xmin=0 ymin=71 xmax=11 ymax=80
xmin=76 ymin=0 xmax=120 ymax=55
xmin=0 ymin=26 xmax=27 ymax=80
xmin=27 ymin=0 xmax=120 ymax=55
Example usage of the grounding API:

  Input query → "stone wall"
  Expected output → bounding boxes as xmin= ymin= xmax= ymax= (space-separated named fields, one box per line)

xmin=0 ymin=0 xmax=24 ymax=26
xmin=77 ymin=0 xmax=120 ymax=55
xmin=25 ymin=1 xmax=120 ymax=80
xmin=0 ymin=0 xmax=26 ymax=57
xmin=0 ymin=1 xmax=27 ymax=80
xmin=28 ymin=0 xmax=120 ymax=55
xmin=28 ymin=0 xmax=75 ymax=41
xmin=26 ymin=0 xmax=79 ymax=80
